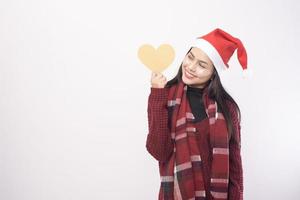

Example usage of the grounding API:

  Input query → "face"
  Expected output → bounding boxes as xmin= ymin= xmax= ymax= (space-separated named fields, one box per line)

xmin=181 ymin=47 xmax=215 ymax=88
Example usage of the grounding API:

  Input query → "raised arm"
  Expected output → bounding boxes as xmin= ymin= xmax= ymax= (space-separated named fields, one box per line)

xmin=145 ymin=87 xmax=173 ymax=162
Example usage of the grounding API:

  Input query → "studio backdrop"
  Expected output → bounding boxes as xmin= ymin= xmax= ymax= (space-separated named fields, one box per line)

xmin=0 ymin=0 xmax=299 ymax=199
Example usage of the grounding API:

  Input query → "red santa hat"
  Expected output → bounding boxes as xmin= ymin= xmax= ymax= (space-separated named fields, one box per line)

xmin=189 ymin=28 xmax=249 ymax=77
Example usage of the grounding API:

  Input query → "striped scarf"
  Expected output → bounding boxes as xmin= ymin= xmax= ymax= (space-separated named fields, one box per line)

xmin=158 ymin=80 xmax=229 ymax=200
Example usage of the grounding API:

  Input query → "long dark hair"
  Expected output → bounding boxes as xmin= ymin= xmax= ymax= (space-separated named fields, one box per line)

xmin=165 ymin=47 xmax=241 ymax=141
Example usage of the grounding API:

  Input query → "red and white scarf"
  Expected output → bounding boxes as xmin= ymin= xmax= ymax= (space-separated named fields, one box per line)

xmin=158 ymin=80 xmax=229 ymax=200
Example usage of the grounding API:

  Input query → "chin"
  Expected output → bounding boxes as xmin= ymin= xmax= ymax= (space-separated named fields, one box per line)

xmin=182 ymin=74 xmax=207 ymax=88
xmin=182 ymin=74 xmax=194 ymax=85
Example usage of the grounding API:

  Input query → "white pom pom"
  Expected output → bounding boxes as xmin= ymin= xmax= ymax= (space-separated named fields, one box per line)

xmin=242 ymin=68 xmax=252 ymax=78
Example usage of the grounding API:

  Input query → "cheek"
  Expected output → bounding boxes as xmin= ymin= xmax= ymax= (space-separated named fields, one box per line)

xmin=182 ymin=58 xmax=190 ymax=66
xmin=197 ymin=68 xmax=206 ymax=74
xmin=203 ymin=71 xmax=213 ymax=78
xmin=196 ymin=69 xmax=210 ymax=78
xmin=195 ymin=71 xmax=213 ymax=82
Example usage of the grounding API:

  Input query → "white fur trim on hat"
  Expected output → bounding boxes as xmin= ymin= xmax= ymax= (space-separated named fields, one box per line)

xmin=190 ymin=38 xmax=228 ymax=74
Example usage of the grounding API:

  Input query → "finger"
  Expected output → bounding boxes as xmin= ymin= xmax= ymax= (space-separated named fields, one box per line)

xmin=155 ymin=72 xmax=162 ymax=76
xmin=156 ymin=74 xmax=163 ymax=79
xmin=158 ymin=75 xmax=166 ymax=80
xmin=152 ymin=72 xmax=156 ymax=78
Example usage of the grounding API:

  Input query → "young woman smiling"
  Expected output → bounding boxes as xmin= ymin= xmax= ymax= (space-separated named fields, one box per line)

xmin=146 ymin=28 xmax=247 ymax=200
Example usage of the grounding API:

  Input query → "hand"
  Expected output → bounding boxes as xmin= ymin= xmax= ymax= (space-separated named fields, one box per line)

xmin=151 ymin=72 xmax=167 ymax=88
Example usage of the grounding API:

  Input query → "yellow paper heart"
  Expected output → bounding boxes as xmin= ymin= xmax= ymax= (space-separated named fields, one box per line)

xmin=138 ymin=44 xmax=175 ymax=73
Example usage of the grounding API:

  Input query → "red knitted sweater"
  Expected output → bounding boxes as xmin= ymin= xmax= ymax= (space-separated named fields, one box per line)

xmin=146 ymin=87 xmax=243 ymax=200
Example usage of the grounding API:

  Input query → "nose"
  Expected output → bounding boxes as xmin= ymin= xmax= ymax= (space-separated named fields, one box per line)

xmin=187 ymin=61 xmax=197 ymax=72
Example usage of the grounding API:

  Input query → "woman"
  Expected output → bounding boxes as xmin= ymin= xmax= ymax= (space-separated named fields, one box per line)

xmin=146 ymin=28 xmax=247 ymax=200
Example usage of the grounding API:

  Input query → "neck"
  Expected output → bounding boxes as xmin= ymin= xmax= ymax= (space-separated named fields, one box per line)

xmin=188 ymin=84 xmax=206 ymax=90
xmin=189 ymin=85 xmax=204 ymax=89
xmin=188 ymin=82 xmax=208 ymax=89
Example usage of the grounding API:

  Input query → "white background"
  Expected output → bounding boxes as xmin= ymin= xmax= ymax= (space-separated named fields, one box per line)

xmin=1 ymin=0 xmax=299 ymax=199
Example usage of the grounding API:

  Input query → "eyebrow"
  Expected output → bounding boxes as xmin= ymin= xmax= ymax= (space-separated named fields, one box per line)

xmin=190 ymin=52 xmax=208 ymax=65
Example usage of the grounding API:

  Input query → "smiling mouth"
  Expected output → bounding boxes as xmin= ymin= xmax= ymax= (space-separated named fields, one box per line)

xmin=184 ymin=68 xmax=196 ymax=79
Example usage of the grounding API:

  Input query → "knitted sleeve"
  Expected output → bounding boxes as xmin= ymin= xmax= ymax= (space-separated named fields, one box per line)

xmin=227 ymin=102 xmax=244 ymax=200
xmin=145 ymin=87 xmax=174 ymax=162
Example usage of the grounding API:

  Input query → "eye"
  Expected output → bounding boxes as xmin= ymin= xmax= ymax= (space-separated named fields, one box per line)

xmin=198 ymin=63 xmax=205 ymax=68
xmin=188 ymin=54 xmax=193 ymax=59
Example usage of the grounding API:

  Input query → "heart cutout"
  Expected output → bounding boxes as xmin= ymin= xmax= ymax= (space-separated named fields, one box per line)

xmin=138 ymin=44 xmax=175 ymax=73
